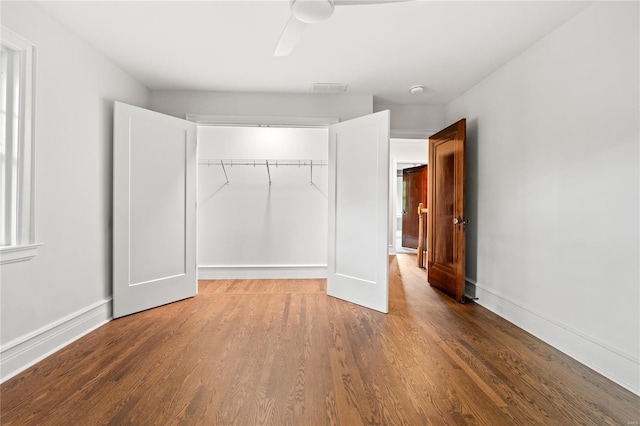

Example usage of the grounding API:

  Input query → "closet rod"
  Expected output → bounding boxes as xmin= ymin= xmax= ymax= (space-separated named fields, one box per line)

xmin=199 ymin=159 xmax=326 ymax=185
xmin=198 ymin=159 xmax=327 ymax=167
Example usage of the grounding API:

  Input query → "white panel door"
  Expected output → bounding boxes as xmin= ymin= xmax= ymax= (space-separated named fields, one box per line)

xmin=113 ymin=102 xmax=197 ymax=318
xmin=327 ymin=110 xmax=390 ymax=313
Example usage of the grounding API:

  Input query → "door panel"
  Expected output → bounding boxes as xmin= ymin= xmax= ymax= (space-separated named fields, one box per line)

xmin=328 ymin=111 xmax=389 ymax=313
xmin=427 ymin=119 xmax=466 ymax=302
xmin=402 ymin=165 xmax=428 ymax=249
xmin=434 ymin=148 xmax=455 ymax=266
xmin=113 ymin=102 xmax=197 ymax=318
xmin=129 ymin=118 xmax=187 ymax=284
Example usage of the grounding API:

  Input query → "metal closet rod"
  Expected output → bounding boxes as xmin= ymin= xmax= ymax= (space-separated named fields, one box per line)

xmin=198 ymin=159 xmax=326 ymax=166
xmin=197 ymin=159 xmax=327 ymax=185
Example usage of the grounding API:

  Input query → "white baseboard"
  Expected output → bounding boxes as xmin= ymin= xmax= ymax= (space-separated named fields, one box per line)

xmin=199 ymin=264 xmax=327 ymax=280
xmin=0 ymin=298 xmax=112 ymax=383
xmin=466 ymin=278 xmax=640 ymax=395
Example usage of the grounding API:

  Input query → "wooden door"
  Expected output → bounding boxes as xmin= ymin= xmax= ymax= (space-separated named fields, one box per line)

xmin=113 ymin=102 xmax=198 ymax=318
xmin=327 ymin=110 xmax=390 ymax=313
xmin=402 ymin=165 xmax=428 ymax=249
xmin=427 ymin=119 xmax=467 ymax=303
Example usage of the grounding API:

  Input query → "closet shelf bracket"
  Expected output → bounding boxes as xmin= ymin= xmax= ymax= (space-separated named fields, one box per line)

xmin=220 ymin=160 xmax=229 ymax=184
xmin=265 ymin=160 xmax=272 ymax=185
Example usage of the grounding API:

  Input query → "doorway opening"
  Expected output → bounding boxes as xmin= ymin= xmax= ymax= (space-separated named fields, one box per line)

xmin=389 ymin=138 xmax=428 ymax=256
xmin=396 ymin=163 xmax=426 ymax=253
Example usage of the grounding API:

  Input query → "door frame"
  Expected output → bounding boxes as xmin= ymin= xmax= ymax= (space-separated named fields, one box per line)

xmin=191 ymin=116 xmax=335 ymax=281
xmin=185 ymin=114 xmax=338 ymax=128
xmin=186 ymin=114 xmax=338 ymax=280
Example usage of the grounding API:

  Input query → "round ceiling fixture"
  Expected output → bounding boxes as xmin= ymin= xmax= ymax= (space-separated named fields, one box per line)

xmin=410 ymin=85 xmax=425 ymax=95
xmin=290 ymin=0 xmax=335 ymax=24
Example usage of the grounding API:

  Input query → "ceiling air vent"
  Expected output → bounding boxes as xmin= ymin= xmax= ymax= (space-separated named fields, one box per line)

xmin=311 ymin=83 xmax=348 ymax=93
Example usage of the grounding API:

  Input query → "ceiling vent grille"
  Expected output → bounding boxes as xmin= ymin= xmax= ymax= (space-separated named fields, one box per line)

xmin=311 ymin=83 xmax=348 ymax=93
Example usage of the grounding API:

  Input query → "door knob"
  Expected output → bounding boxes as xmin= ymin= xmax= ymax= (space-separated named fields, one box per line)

xmin=452 ymin=217 xmax=460 ymax=224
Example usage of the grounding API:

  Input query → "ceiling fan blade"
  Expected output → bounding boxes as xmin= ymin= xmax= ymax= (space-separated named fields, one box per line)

xmin=273 ymin=16 xmax=308 ymax=57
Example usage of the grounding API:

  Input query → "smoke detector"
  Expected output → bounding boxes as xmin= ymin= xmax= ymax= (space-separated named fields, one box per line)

xmin=410 ymin=85 xmax=425 ymax=94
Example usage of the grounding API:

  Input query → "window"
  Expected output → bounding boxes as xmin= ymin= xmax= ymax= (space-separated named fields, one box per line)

xmin=1 ymin=26 xmax=39 ymax=264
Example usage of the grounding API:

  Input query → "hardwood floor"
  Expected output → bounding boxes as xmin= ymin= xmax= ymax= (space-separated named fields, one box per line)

xmin=2 ymin=254 xmax=639 ymax=425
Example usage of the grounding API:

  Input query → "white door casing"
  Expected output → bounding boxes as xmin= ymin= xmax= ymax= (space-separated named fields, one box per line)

xmin=113 ymin=102 xmax=197 ymax=318
xmin=327 ymin=110 xmax=390 ymax=313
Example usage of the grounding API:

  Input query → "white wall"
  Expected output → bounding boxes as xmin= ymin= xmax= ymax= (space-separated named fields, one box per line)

xmin=150 ymin=90 xmax=372 ymax=122
xmin=445 ymin=2 xmax=639 ymax=394
xmin=198 ymin=126 xmax=328 ymax=278
xmin=374 ymin=102 xmax=445 ymax=138
xmin=0 ymin=2 xmax=149 ymax=381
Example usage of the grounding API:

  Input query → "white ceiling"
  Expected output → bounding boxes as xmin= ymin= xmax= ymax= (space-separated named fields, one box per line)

xmin=36 ymin=1 xmax=591 ymax=105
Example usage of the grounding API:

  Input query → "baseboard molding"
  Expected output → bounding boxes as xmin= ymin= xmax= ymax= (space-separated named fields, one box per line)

xmin=466 ymin=278 xmax=640 ymax=395
xmin=199 ymin=264 xmax=327 ymax=279
xmin=1 ymin=298 xmax=112 ymax=383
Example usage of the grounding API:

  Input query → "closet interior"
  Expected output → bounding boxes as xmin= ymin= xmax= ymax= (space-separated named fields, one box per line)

xmin=197 ymin=125 xmax=329 ymax=278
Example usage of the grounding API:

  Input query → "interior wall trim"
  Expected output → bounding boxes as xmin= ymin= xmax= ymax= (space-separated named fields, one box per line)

xmin=390 ymin=129 xmax=438 ymax=139
xmin=466 ymin=278 xmax=640 ymax=395
xmin=0 ymin=298 xmax=112 ymax=384
xmin=185 ymin=114 xmax=338 ymax=128
xmin=198 ymin=264 xmax=327 ymax=280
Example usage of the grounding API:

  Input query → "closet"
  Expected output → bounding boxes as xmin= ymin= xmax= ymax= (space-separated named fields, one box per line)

xmin=196 ymin=125 xmax=329 ymax=279
xmin=112 ymin=103 xmax=390 ymax=317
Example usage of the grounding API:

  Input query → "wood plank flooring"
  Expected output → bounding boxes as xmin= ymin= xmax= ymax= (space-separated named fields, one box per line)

xmin=2 ymin=254 xmax=639 ymax=425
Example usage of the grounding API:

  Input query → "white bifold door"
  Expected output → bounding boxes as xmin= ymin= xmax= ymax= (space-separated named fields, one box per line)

xmin=113 ymin=102 xmax=197 ymax=318
xmin=113 ymin=103 xmax=389 ymax=317
xmin=327 ymin=110 xmax=390 ymax=313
